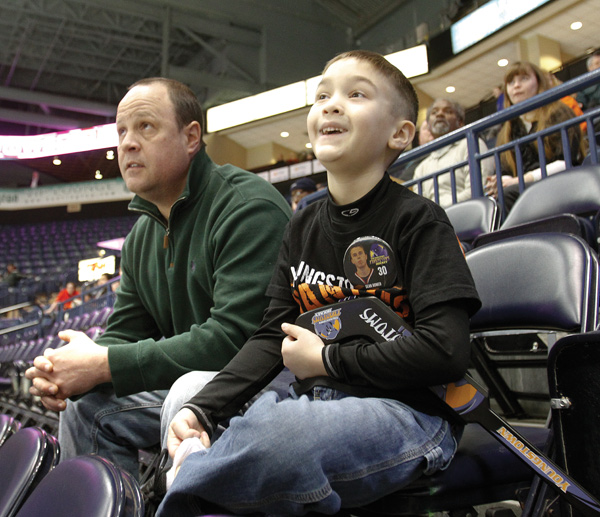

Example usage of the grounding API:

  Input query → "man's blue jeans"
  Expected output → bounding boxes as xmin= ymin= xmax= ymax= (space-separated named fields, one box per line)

xmin=58 ymin=389 xmax=168 ymax=478
xmin=157 ymin=387 xmax=458 ymax=516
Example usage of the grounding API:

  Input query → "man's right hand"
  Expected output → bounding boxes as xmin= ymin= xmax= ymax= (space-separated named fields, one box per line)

xmin=167 ymin=407 xmax=210 ymax=458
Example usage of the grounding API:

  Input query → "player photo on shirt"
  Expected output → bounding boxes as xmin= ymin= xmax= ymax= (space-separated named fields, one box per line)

xmin=343 ymin=236 xmax=396 ymax=289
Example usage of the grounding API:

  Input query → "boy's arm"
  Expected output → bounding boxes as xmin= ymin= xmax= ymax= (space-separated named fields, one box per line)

xmin=181 ymin=298 xmax=299 ymax=437
xmin=322 ymin=300 xmax=472 ymax=390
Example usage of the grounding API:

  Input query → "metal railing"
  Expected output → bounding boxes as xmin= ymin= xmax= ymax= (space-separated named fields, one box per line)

xmin=390 ymin=67 xmax=600 ymax=217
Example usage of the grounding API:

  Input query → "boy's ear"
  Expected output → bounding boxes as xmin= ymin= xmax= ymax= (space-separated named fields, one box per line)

xmin=388 ymin=120 xmax=416 ymax=152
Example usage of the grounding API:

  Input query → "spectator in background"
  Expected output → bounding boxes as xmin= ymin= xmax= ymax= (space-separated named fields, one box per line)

xmin=390 ymin=120 xmax=434 ymax=182
xmin=577 ymin=51 xmax=600 ymax=113
xmin=2 ymin=263 xmax=26 ymax=288
xmin=289 ymin=177 xmax=317 ymax=211
xmin=546 ymin=72 xmax=586 ymax=133
xmin=26 ymin=77 xmax=291 ymax=479
xmin=84 ymin=273 xmax=112 ymax=302
xmin=43 ymin=281 xmax=80 ymax=315
xmin=493 ymin=85 xmax=505 ymax=112
xmin=412 ymin=98 xmax=493 ymax=207
xmin=486 ymin=61 xmax=583 ymax=210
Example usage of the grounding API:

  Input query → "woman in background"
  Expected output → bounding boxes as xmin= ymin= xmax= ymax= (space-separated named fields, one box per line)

xmin=486 ymin=61 xmax=584 ymax=210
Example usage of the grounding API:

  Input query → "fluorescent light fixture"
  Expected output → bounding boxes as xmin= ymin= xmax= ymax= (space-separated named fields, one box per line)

xmin=385 ymin=44 xmax=428 ymax=79
xmin=207 ymin=81 xmax=306 ymax=132
xmin=570 ymin=21 xmax=582 ymax=30
xmin=207 ymin=44 xmax=430 ymax=131
xmin=451 ymin=0 xmax=552 ymax=54
xmin=305 ymin=75 xmax=322 ymax=105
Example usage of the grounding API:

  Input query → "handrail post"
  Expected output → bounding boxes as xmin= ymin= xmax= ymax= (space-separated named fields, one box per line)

xmin=466 ymin=129 xmax=484 ymax=198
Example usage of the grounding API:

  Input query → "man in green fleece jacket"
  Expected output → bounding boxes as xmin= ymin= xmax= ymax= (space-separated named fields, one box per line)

xmin=25 ymin=77 xmax=292 ymax=477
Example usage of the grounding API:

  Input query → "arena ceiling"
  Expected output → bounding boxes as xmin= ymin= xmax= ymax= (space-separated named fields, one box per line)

xmin=0 ymin=0 xmax=411 ymax=132
xmin=0 ymin=0 xmax=597 ymax=187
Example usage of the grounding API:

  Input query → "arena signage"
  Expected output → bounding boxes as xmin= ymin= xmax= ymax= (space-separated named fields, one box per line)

xmin=0 ymin=123 xmax=118 ymax=160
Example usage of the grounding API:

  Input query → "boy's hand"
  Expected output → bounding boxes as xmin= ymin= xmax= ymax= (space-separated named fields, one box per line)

xmin=281 ymin=323 xmax=327 ymax=379
xmin=167 ymin=408 xmax=210 ymax=459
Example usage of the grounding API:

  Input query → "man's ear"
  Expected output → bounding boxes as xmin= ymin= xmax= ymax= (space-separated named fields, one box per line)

xmin=389 ymin=120 xmax=416 ymax=152
xmin=185 ymin=121 xmax=202 ymax=155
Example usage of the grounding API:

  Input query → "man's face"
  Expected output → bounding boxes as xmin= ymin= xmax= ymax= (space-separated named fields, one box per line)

xmin=588 ymin=55 xmax=600 ymax=72
xmin=428 ymin=100 xmax=462 ymax=138
xmin=66 ymin=283 xmax=75 ymax=294
xmin=307 ymin=58 xmax=404 ymax=174
xmin=116 ymin=82 xmax=195 ymax=208
xmin=350 ymin=246 xmax=368 ymax=269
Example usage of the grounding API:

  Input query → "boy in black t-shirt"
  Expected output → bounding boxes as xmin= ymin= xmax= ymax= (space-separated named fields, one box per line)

xmin=157 ymin=50 xmax=481 ymax=516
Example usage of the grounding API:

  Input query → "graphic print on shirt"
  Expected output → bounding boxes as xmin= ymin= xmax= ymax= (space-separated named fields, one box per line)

xmin=343 ymin=236 xmax=397 ymax=290
xmin=290 ymin=254 xmax=410 ymax=322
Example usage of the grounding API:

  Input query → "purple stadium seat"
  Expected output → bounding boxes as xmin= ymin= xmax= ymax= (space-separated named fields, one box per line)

xmin=0 ymin=414 xmax=21 ymax=448
xmin=0 ymin=427 xmax=59 ymax=517
xmin=95 ymin=306 xmax=113 ymax=328
xmin=14 ymin=455 xmax=144 ymax=517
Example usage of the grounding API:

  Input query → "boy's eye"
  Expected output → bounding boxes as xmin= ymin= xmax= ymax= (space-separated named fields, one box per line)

xmin=350 ymin=91 xmax=365 ymax=98
xmin=316 ymin=92 xmax=329 ymax=101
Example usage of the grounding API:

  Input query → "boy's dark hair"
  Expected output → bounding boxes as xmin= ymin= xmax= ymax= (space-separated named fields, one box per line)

xmin=128 ymin=77 xmax=205 ymax=145
xmin=323 ymin=50 xmax=418 ymax=124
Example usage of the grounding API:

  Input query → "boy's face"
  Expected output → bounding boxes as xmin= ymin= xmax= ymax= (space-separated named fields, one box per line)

xmin=307 ymin=58 xmax=407 ymax=173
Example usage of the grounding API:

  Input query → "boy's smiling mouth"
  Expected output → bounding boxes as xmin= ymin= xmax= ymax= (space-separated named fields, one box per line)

xmin=320 ymin=125 xmax=346 ymax=135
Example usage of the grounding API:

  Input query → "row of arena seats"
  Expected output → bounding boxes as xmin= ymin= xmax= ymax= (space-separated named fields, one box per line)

xmin=0 ymin=215 xmax=138 ymax=307
xmin=443 ymin=165 xmax=600 ymax=419
xmin=445 ymin=164 xmax=600 ymax=253
xmin=0 ymin=216 xmax=137 ymax=268
xmin=0 ymin=414 xmax=144 ymax=516
xmin=0 ymin=301 xmax=114 ymax=441
xmin=0 ymin=294 xmax=115 ymax=347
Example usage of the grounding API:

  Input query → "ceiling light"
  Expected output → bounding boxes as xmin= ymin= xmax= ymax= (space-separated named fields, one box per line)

xmin=52 ymin=156 xmax=61 ymax=165
xmin=445 ymin=86 xmax=456 ymax=93
xmin=305 ymin=143 xmax=312 ymax=149
xmin=570 ymin=21 xmax=582 ymax=31
xmin=280 ymin=131 xmax=289 ymax=138
xmin=497 ymin=58 xmax=509 ymax=67
xmin=95 ymin=170 xmax=103 ymax=180
xmin=106 ymin=150 xmax=115 ymax=160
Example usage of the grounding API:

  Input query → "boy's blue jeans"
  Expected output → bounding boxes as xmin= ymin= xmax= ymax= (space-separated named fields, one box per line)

xmin=157 ymin=386 xmax=458 ymax=516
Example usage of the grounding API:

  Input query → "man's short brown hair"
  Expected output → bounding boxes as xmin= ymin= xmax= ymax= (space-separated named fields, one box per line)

xmin=128 ymin=78 xmax=205 ymax=144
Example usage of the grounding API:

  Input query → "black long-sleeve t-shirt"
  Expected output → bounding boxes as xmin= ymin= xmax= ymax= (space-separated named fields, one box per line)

xmin=184 ymin=175 xmax=481 ymax=436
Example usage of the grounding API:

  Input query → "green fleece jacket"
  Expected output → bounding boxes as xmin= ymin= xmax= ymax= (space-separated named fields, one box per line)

xmin=100 ymin=149 xmax=291 ymax=396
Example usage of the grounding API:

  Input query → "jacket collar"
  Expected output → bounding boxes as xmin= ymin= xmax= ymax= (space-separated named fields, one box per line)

xmin=127 ymin=148 xmax=212 ymax=223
